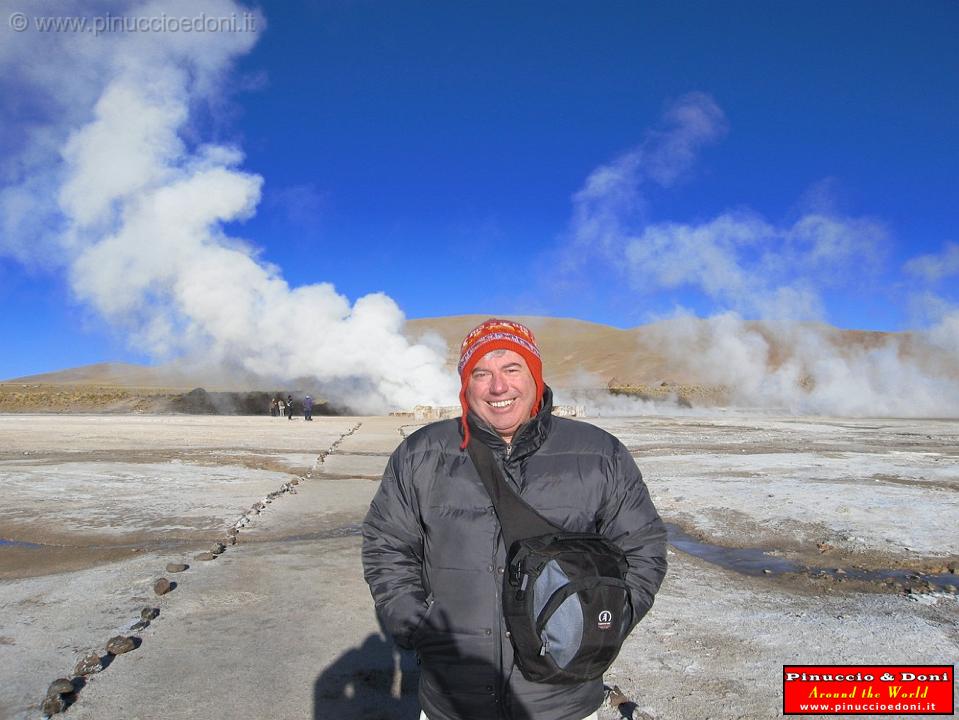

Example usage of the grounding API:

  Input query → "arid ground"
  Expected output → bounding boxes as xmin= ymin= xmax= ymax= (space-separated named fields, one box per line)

xmin=1 ymin=413 xmax=957 ymax=720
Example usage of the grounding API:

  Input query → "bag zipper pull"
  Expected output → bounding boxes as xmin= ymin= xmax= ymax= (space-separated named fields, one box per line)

xmin=515 ymin=572 xmax=529 ymax=600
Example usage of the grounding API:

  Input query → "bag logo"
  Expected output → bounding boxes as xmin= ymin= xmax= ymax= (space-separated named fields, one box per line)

xmin=597 ymin=610 xmax=613 ymax=630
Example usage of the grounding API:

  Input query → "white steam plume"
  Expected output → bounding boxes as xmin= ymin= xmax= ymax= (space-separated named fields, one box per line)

xmin=0 ymin=0 xmax=458 ymax=411
xmin=905 ymin=242 xmax=959 ymax=359
xmin=566 ymin=93 xmax=959 ymax=417
xmin=568 ymin=91 xmax=727 ymax=263
xmin=642 ymin=314 xmax=959 ymax=417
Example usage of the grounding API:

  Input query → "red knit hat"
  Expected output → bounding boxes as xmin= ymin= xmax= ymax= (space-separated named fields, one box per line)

xmin=457 ymin=318 xmax=544 ymax=449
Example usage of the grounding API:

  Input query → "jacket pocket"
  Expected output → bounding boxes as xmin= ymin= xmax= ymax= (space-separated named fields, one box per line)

xmin=410 ymin=594 xmax=436 ymax=647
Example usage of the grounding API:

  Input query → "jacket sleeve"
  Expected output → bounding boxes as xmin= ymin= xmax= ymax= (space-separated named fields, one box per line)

xmin=361 ymin=443 xmax=429 ymax=649
xmin=597 ymin=438 xmax=668 ymax=631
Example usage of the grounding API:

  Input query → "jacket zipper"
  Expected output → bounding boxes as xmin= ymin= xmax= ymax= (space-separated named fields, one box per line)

xmin=496 ymin=444 xmax=512 ymax=718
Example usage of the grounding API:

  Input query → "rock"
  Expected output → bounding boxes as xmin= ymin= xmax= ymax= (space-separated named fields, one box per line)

xmin=153 ymin=578 xmax=173 ymax=595
xmin=41 ymin=694 xmax=66 ymax=717
xmin=195 ymin=551 xmax=216 ymax=561
xmin=210 ymin=542 xmax=226 ymax=555
xmin=606 ymin=684 xmax=629 ymax=708
xmin=46 ymin=679 xmax=74 ymax=697
xmin=165 ymin=562 xmax=189 ymax=573
xmin=74 ymin=652 xmax=103 ymax=676
xmin=141 ymin=607 xmax=159 ymax=621
xmin=106 ymin=635 xmax=136 ymax=655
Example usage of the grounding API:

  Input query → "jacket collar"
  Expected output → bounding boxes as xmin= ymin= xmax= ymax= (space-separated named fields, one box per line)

xmin=465 ymin=385 xmax=554 ymax=459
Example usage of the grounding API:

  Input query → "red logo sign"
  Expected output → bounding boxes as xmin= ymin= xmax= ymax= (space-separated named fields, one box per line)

xmin=784 ymin=665 xmax=954 ymax=715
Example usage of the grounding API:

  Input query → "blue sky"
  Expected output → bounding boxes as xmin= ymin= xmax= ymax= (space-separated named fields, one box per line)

xmin=1 ymin=0 xmax=957 ymax=380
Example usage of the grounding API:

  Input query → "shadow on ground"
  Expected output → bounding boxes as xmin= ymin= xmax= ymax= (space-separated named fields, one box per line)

xmin=313 ymin=633 xmax=419 ymax=720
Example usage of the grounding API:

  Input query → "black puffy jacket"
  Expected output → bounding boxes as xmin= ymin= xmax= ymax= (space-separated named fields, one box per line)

xmin=362 ymin=389 xmax=667 ymax=720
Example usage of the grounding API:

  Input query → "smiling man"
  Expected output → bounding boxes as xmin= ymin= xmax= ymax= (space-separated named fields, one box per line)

xmin=362 ymin=318 xmax=667 ymax=720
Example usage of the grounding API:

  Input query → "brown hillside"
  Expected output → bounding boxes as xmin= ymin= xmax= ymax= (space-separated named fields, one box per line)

xmin=405 ymin=315 xmax=677 ymax=387
xmin=5 ymin=315 xmax=950 ymax=413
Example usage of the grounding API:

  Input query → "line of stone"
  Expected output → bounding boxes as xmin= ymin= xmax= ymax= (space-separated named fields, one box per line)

xmin=39 ymin=421 xmax=363 ymax=719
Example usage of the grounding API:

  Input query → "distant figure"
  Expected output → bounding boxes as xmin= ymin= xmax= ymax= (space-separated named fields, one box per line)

xmin=286 ymin=394 xmax=295 ymax=420
xmin=304 ymin=395 xmax=314 ymax=421
xmin=270 ymin=397 xmax=279 ymax=417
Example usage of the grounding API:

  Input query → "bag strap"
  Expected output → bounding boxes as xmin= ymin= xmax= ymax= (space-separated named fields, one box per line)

xmin=466 ymin=436 xmax=566 ymax=550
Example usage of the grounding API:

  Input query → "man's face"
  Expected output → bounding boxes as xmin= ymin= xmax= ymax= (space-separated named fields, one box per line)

xmin=465 ymin=349 xmax=538 ymax=443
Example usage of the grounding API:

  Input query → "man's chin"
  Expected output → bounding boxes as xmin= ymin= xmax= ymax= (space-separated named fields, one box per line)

xmin=477 ymin=413 xmax=520 ymax=436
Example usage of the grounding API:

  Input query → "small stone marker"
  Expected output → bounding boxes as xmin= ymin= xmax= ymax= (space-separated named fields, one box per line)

xmin=606 ymin=684 xmax=629 ymax=708
xmin=46 ymin=679 xmax=74 ymax=697
xmin=106 ymin=635 xmax=136 ymax=655
xmin=74 ymin=653 xmax=103 ymax=676
xmin=153 ymin=578 xmax=173 ymax=595
xmin=41 ymin=694 xmax=66 ymax=716
xmin=165 ymin=562 xmax=189 ymax=573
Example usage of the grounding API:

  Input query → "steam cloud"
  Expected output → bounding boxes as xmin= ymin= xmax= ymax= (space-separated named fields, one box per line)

xmin=2 ymin=7 xmax=956 ymax=418
xmin=0 ymin=0 xmax=458 ymax=412
xmin=566 ymin=93 xmax=959 ymax=417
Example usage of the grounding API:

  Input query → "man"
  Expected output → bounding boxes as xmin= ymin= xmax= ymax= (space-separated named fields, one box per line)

xmin=362 ymin=319 xmax=667 ymax=720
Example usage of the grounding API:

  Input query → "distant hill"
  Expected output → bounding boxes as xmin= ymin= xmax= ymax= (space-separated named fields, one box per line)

xmin=5 ymin=316 xmax=913 ymax=390
xmin=5 ymin=315 xmax=951 ymax=414
xmin=4 ymin=362 xmax=196 ymax=388
xmin=404 ymin=315 xmax=909 ymax=387
xmin=404 ymin=315 xmax=666 ymax=387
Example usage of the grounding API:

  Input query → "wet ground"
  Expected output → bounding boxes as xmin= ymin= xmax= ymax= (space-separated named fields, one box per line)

xmin=1 ymin=413 xmax=957 ymax=719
